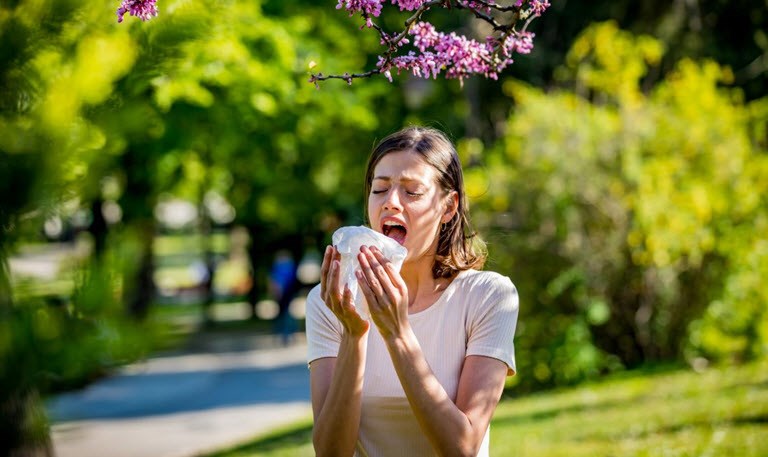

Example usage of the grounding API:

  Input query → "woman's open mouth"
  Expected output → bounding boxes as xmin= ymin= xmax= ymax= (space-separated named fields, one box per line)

xmin=382 ymin=220 xmax=407 ymax=245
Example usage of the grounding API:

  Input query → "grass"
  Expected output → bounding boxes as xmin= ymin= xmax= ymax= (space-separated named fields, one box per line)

xmin=204 ymin=358 xmax=768 ymax=457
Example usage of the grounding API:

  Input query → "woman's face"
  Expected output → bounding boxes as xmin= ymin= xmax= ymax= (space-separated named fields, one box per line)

xmin=368 ymin=149 xmax=449 ymax=263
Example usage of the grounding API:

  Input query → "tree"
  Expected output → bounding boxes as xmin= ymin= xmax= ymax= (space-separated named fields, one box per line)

xmin=475 ymin=22 xmax=768 ymax=390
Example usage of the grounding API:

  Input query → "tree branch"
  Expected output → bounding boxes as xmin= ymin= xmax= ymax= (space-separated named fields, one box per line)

xmin=311 ymin=0 xmax=548 ymax=86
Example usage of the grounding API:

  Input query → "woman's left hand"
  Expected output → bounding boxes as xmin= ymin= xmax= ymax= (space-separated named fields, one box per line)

xmin=356 ymin=245 xmax=410 ymax=340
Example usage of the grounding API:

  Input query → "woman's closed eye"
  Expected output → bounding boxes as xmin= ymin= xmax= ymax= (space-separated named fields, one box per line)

xmin=371 ymin=187 xmax=423 ymax=197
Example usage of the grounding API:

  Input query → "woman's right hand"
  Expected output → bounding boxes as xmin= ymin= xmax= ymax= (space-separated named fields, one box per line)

xmin=320 ymin=245 xmax=370 ymax=338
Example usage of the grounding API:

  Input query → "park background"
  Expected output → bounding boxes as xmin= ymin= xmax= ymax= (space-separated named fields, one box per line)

xmin=1 ymin=0 xmax=767 ymax=455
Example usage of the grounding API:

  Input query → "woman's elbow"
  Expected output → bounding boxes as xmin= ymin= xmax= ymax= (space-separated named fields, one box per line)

xmin=454 ymin=443 xmax=481 ymax=457
xmin=440 ymin=431 xmax=483 ymax=457
xmin=313 ymin=432 xmax=354 ymax=457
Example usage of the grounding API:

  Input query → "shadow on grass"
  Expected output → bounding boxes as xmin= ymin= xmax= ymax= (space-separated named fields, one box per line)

xmin=492 ymin=396 xmax=636 ymax=427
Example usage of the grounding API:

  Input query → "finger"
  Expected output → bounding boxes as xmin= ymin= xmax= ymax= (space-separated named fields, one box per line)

xmin=369 ymin=246 xmax=407 ymax=296
xmin=329 ymin=258 xmax=343 ymax=308
xmin=342 ymin=283 xmax=371 ymax=333
xmin=322 ymin=259 xmax=339 ymax=313
xmin=340 ymin=284 xmax=359 ymax=316
xmin=356 ymin=269 xmax=378 ymax=310
xmin=361 ymin=246 xmax=399 ymax=302
xmin=357 ymin=248 xmax=384 ymax=297
xmin=320 ymin=245 xmax=332 ymax=300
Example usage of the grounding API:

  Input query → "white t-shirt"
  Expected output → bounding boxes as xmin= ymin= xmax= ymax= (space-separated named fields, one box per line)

xmin=306 ymin=269 xmax=519 ymax=457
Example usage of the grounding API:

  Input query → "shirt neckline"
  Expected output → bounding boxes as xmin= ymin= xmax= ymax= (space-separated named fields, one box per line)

xmin=407 ymin=269 xmax=475 ymax=318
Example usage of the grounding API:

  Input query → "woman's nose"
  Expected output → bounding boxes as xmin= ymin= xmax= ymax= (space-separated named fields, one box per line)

xmin=383 ymin=189 xmax=402 ymax=211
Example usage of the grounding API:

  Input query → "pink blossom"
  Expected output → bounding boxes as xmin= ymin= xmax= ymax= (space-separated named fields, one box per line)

xmin=116 ymin=0 xmax=158 ymax=23
xmin=529 ymin=0 xmax=550 ymax=16
xmin=392 ymin=0 xmax=428 ymax=11
xmin=337 ymin=0 xmax=383 ymax=17
xmin=318 ymin=0 xmax=548 ymax=85
xmin=410 ymin=22 xmax=439 ymax=52
xmin=505 ymin=31 xmax=535 ymax=55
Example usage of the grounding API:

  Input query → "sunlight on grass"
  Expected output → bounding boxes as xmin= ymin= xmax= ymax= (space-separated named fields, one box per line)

xmin=492 ymin=359 xmax=768 ymax=456
xmin=202 ymin=419 xmax=314 ymax=457
xmin=205 ymin=359 xmax=767 ymax=457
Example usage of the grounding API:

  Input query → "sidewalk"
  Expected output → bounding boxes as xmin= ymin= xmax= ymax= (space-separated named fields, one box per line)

xmin=47 ymin=332 xmax=312 ymax=457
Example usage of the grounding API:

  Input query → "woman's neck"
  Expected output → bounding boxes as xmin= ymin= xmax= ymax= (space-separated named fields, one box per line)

xmin=400 ymin=256 xmax=449 ymax=309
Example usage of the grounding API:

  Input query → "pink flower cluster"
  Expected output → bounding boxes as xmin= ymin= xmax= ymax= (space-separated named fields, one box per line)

xmin=530 ymin=0 xmax=550 ymax=16
xmin=116 ymin=0 xmax=158 ymax=23
xmin=336 ymin=0 xmax=383 ymax=18
xmin=378 ymin=21 xmax=537 ymax=83
xmin=379 ymin=22 xmax=497 ymax=82
xmin=337 ymin=0 xmax=428 ymax=15
xmin=318 ymin=0 xmax=551 ymax=84
xmin=394 ymin=0 xmax=429 ymax=10
xmin=503 ymin=31 xmax=534 ymax=55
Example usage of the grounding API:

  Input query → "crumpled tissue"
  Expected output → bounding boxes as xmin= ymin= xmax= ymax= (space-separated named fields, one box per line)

xmin=331 ymin=225 xmax=408 ymax=319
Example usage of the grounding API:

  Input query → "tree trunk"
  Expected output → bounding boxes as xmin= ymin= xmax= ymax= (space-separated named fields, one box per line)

xmin=88 ymin=197 xmax=108 ymax=261
xmin=246 ymin=223 xmax=270 ymax=320
xmin=0 ymin=257 xmax=53 ymax=457
xmin=0 ymin=390 xmax=54 ymax=457
xmin=125 ymin=219 xmax=155 ymax=320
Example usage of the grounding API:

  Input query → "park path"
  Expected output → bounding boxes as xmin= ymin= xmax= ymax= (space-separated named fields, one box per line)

xmin=47 ymin=332 xmax=312 ymax=457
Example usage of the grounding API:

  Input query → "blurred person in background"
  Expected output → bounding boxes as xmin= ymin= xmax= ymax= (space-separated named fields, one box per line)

xmin=269 ymin=249 xmax=299 ymax=345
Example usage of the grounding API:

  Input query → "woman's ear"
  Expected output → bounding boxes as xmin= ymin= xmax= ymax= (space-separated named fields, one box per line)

xmin=442 ymin=191 xmax=459 ymax=223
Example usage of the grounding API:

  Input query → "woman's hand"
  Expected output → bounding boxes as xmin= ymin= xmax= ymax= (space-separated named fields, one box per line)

xmin=320 ymin=245 xmax=369 ymax=338
xmin=356 ymin=245 xmax=410 ymax=340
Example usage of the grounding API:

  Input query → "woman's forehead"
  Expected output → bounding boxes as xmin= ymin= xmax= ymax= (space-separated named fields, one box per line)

xmin=372 ymin=150 xmax=437 ymax=183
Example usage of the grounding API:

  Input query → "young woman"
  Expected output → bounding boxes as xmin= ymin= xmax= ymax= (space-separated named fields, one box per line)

xmin=306 ymin=126 xmax=519 ymax=456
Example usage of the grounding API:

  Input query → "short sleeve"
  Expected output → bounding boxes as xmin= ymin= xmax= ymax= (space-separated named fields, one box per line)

xmin=465 ymin=273 xmax=519 ymax=375
xmin=305 ymin=284 xmax=343 ymax=366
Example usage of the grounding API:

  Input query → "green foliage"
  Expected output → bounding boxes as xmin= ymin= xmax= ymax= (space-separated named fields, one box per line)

xmin=0 ymin=0 xmax=403 ymax=412
xmin=478 ymin=22 xmax=768 ymax=390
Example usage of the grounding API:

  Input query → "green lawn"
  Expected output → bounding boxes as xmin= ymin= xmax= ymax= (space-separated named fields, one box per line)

xmin=204 ymin=358 xmax=767 ymax=457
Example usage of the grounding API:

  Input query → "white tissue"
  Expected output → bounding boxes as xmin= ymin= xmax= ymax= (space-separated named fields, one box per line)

xmin=331 ymin=225 xmax=408 ymax=319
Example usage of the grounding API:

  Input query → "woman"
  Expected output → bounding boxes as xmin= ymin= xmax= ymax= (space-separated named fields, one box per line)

xmin=306 ymin=126 xmax=519 ymax=456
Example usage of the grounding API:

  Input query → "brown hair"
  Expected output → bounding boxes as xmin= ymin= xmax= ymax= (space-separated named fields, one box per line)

xmin=363 ymin=126 xmax=486 ymax=278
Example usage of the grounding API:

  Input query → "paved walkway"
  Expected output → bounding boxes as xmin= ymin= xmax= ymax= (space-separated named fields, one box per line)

xmin=47 ymin=332 xmax=312 ymax=457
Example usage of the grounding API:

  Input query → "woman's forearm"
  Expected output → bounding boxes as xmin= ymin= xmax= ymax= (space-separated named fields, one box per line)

xmin=386 ymin=329 xmax=482 ymax=457
xmin=312 ymin=334 xmax=367 ymax=456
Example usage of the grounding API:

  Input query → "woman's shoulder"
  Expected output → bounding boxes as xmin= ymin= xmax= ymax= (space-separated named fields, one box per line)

xmin=307 ymin=283 xmax=322 ymax=300
xmin=455 ymin=269 xmax=516 ymax=293
xmin=451 ymin=269 xmax=519 ymax=318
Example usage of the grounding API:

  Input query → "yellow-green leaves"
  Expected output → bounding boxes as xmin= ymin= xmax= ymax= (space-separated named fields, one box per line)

xmin=562 ymin=21 xmax=664 ymax=107
xmin=491 ymin=21 xmax=768 ymax=382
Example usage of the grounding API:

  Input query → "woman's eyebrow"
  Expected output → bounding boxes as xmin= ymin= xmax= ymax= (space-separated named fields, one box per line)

xmin=373 ymin=176 xmax=421 ymax=183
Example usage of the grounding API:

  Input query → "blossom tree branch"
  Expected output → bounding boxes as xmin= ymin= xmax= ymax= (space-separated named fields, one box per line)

xmin=309 ymin=0 xmax=551 ymax=87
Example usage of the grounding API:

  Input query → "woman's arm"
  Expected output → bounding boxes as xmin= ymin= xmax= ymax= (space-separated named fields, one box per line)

xmin=387 ymin=334 xmax=508 ymax=457
xmin=310 ymin=334 xmax=367 ymax=456
xmin=357 ymin=246 xmax=509 ymax=456
xmin=310 ymin=246 xmax=370 ymax=456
